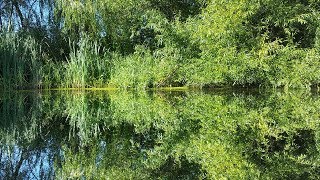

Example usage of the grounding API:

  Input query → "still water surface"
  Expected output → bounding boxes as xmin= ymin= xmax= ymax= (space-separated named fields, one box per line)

xmin=0 ymin=90 xmax=319 ymax=179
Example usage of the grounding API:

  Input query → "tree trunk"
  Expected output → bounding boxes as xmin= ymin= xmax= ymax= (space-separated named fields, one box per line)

xmin=13 ymin=0 xmax=25 ymax=28
xmin=8 ymin=2 xmax=14 ymax=31
xmin=0 ymin=13 xmax=2 ymax=30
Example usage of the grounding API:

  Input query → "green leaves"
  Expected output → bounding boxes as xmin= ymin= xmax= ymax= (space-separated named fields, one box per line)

xmin=3 ymin=0 xmax=320 ymax=89
xmin=2 ymin=90 xmax=320 ymax=179
xmin=181 ymin=0 xmax=320 ymax=88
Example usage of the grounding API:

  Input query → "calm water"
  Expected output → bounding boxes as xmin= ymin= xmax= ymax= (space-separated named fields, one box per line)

xmin=0 ymin=90 xmax=319 ymax=179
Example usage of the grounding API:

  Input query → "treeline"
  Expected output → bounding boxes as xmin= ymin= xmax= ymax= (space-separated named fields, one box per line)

xmin=1 ymin=0 xmax=320 ymax=89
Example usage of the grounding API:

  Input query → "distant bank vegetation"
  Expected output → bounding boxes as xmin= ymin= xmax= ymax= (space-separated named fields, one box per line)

xmin=1 ymin=0 xmax=320 ymax=90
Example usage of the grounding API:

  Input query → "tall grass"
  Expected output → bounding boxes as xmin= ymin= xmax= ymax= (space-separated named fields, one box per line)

xmin=0 ymin=33 xmax=43 ymax=90
xmin=109 ymin=46 xmax=183 ymax=89
xmin=0 ymin=33 xmax=112 ymax=90
xmin=63 ymin=37 xmax=111 ymax=88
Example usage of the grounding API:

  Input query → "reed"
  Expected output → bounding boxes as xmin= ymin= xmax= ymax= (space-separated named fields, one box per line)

xmin=0 ymin=33 xmax=43 ymax=90
xmin=62 ymin=36 xmax=111 ymax=88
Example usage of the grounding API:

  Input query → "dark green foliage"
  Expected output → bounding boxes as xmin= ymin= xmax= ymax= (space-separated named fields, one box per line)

xmin=0 ymin=33 xmax=43 ymax=89
xmin=148 ymin=0 xmax=205 ymax=21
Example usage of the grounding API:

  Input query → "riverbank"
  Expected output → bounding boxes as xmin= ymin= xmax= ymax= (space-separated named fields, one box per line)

xmin=1 ymin=1 xmax=320 ymax=91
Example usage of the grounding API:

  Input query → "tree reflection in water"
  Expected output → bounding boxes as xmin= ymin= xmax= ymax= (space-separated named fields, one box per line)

xmin=0 ymin=90 xmax=319 ymax=179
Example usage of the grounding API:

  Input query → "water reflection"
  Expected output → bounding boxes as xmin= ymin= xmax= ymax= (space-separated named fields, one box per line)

xmin=0 ymin=90 xmax=319 ymax=179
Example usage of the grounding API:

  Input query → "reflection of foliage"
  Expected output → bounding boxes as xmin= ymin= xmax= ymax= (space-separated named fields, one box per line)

xmin=0 ymin=93 xmax=67 ymax=179
xmin=0 ymin=90 xmax=320 ymax=179
xmin=235 ymin=92 xmax=320 ymax=179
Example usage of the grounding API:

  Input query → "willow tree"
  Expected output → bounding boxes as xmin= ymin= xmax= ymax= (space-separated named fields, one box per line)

xmin=56 ymin=0 xmax=156 ymax=53
xmin=0 ymin=0 xmax=55 ymax=31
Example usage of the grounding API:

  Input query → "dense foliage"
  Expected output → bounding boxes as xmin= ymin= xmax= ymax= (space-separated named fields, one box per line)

xmin=1 ymin=0 xmax=320 ymax=89
xmin=0 ymin=90 xmax=319 ymax=179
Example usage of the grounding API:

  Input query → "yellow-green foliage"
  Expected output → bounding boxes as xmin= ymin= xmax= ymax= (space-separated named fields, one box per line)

xmin=109 ymin=46 xmax=181 ymax=89
xmin=1 ymin=90 xmax=319 ymax=179
xmin=183 ymin=0 xmax=320 ymax=88
xmin=2 ymin=0 xmax=320 ymax=89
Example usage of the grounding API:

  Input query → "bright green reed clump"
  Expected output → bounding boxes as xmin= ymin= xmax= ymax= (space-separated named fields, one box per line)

xmin=63 ymin=37 xmax=111 ymax=88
